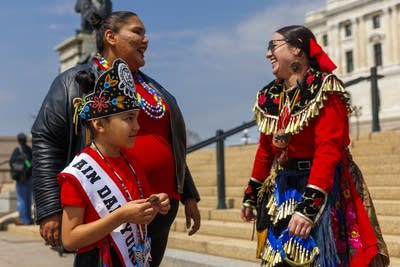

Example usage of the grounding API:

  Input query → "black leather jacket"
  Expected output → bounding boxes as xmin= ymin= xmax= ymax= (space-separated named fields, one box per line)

xmin=31 ymin=62 xmax=200 ymax=222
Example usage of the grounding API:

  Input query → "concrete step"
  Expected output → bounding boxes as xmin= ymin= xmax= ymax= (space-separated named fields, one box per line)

xmin=192 ymin=176 xmax=249 ymax=187
xmin=364 ymin=174 xmax=400 ymax=186
xmin=351 ymin=154 xmax=400 ymax=165
xmin=5 ymin=223 xmax=39 ymax=237
xmin=198 ymin=186 xmax=244 ymax=198
xmin=188 ymin=143 xmax=400 ymax=160
xmin=194 ymin=173 xmax=400 ymax=189
xmin=384 ymin=234 xmax=400 ymax=258
xmin=374 ymin=200 xmax=400 ymax=216
xmin=350 ymin=130 xmax=400 ymax=141
xmin=190 ymin=162 xmax=399 ymax=183
xmin=176 ymin=207 xmax=242 ymax=223
xmin=222 ymin=151 xmax=400 ymax=170
xmin=168 ymin=231 xmax=400 ymax=263
xmin=359 ymin=163 xmax=400 ymax=175
xmin=390 ymin=257 xmax=400 ymax=267
xmin=379 ymin=216 xmax=400 ymax=236
xmin=162 ymin=248 xmax=259 ymax=267
xmin=198 ymin=196 xmax=400 ymax=216
xmin=199 ymin=185 xmax=400 ymax=201
xmin=198 ymin=196 xmax=242 ymax=209
xmin=177 ymin=206 xmax=400 ymax=236
xmin=349 ymin=146 xmax=400 ymax=157
xmin=167 ymin=231 xmax=258 ymax=263
xmin=172 ymin=218 xmax=253 ymax=241
xmin=192 ymin=173 xmax=400 ymax=188
xmin=368 ymin=186 xmax=400 ymax=200
xmin=351 ymin=137 xmax=400 ymax=146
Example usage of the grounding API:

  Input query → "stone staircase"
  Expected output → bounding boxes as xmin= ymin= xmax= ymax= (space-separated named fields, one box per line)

xmin=168 ymin=130 xmax=400 ymax=266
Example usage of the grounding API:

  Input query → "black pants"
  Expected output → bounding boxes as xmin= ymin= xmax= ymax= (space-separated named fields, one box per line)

xmin=74 ymin=200 xmax=179 ymax=267
xmin=74 ymin=245 xmax=122 ymax=267
xmin=147 ymin=199 xmax=179 ymax=267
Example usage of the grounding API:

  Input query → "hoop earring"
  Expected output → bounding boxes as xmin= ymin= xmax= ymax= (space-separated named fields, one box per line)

xmin=291 ymin=62 xmax=301 ymax=73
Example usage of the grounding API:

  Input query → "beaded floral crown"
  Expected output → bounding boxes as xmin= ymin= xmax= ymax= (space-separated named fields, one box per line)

xmin=74 ymin=58 xmax=140 ymax=122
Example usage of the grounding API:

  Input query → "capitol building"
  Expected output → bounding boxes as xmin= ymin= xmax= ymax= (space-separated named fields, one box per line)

xmin=305 ymin=0 xmax=400 ymax=134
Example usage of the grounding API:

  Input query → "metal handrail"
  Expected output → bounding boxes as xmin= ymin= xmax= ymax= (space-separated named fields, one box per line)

xmin=187 ymin=120 xmax=256 ymax=154
xmin=187 ymin=119 xmax=257 ymax=209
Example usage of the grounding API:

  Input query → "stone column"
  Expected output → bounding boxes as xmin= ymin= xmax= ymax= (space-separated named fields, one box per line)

xmin=331 ymin=24 xmax=342 ymax=74
xmin=384 ymin=7 xmax=392 ymax=65
xmin=54 ymin=32 xmax=96 ymax=73
xmin=358 ymin=15 xmax=367 ymax=69
xmin=354 ymin=18 xmax=360 ymax=70
xmin=391 ymin=5 xmax=400 ymax=63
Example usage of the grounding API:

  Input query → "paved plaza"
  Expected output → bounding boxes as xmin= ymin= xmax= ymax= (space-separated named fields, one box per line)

xmin=0 ymin=226 xmax=259 ymax=267
xmin=0 ymin=231 xmax=73 ymax=267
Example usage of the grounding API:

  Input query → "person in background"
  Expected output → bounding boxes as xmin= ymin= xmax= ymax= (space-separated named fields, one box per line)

xmin=32 ymin=11 xmax=200 ymax=266
xmin=241 ymin=25 xmax=389 ymax=266
xmin=59 ymin=58 xmax=170 ymax=266
xmin=9 ymin=132 xmax=33 ymax=225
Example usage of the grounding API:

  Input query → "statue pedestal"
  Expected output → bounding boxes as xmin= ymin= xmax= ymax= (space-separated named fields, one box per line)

xmin=54 ymin=32 xmax=96 ymax=73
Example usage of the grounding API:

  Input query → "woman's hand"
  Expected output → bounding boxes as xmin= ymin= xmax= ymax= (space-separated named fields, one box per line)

xmin=40 ymin=213 xmax=62 ymax=247
xmin=184 ymin=198 xmax=201 ymax=236
xmin=240 ymin=205 xmax=256 ymax=222
xmin=288 ymin=213 xmax=313 ymax=239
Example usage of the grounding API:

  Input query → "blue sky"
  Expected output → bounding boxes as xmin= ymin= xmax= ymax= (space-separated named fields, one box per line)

xmin=0 ymin=0 xmax=325 ymax=143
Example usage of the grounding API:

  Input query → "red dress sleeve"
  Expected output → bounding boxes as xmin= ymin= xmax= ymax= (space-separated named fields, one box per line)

xmin=251 ymin=133 xmax=275 ymax=181
xmin=308 ymin=94 xmax=350 ymax=192
xmin=58 ymin=173 xmax=86 ymax=208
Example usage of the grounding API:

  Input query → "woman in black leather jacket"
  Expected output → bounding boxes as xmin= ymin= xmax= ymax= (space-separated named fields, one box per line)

xmin=32 ymin=11 xmax=200 ymax=267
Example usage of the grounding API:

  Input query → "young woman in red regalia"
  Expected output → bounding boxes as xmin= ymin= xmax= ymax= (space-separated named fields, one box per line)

xmin=58 ymin=58 xmax=170 ymax=267
xmin=241 ymin=25 xmax=389 ymax=267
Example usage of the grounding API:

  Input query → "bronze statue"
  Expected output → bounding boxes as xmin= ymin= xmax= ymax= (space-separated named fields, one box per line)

xmin=75 ymin=0 xmax=112 ymax=33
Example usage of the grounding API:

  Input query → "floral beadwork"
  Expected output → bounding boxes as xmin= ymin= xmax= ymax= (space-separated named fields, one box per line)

xmin=74 ymin=58 xmax=140 ymax=122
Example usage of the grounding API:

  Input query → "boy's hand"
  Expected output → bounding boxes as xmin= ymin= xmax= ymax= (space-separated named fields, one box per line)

xmin=151 ymin=193 xmax=170 ymax=215
xmin=123 ymin=199 xmax=156 ymax=225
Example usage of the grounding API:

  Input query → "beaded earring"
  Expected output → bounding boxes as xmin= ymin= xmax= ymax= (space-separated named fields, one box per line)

xmin=290 ymin=62 xmax=302 ymax=73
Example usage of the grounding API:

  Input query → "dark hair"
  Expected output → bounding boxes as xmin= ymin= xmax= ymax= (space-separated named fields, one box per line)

xmin=276 ymin=25 xmax=319 ymax=70
xmin=74 ymin=70 xmax=108 ymax=138
xmin=75 ymin=70 xmax=96 ymax=94
xmin=89 ymin=11 xmax=138 ymax=53
xmin=17 ymin=133 xmax=27 ymax=143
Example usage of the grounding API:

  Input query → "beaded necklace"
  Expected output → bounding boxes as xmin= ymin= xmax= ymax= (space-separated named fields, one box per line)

xmin=91 ymin=142 xmax=146 ymax=241
xmin=93 ymin=55 xmax=166 ymax=119
xmin=135 ymin=74 xmax=166 ymax=119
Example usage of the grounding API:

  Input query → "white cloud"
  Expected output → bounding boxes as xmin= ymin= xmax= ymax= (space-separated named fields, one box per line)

xmin=41 ymin=0 xmax=76 ymax=16
xmin=48 ymin=23 xmax=64 ymax=30
xmin=144 ymin=0 xmax=325 ymax=139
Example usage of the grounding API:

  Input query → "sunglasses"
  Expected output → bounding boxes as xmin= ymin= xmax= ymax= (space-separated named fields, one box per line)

xmin=267 ymin=39 xmax=288 ymax=52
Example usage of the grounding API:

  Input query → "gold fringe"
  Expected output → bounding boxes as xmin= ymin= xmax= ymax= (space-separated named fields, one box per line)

xmin=73 ymin=97 xmax=91 ymax=145
xmin=282 ymin=237 xmax=320 ymax=266
xmin=72 ymin=97 xmax=84 ymax=135
xmin=261 ymin=240 xmax=283 ymax=267
xmin=257 ymin=228 xmax=268 ymax=259
xmin=253 ymin=75 xmax=352 ymax=135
